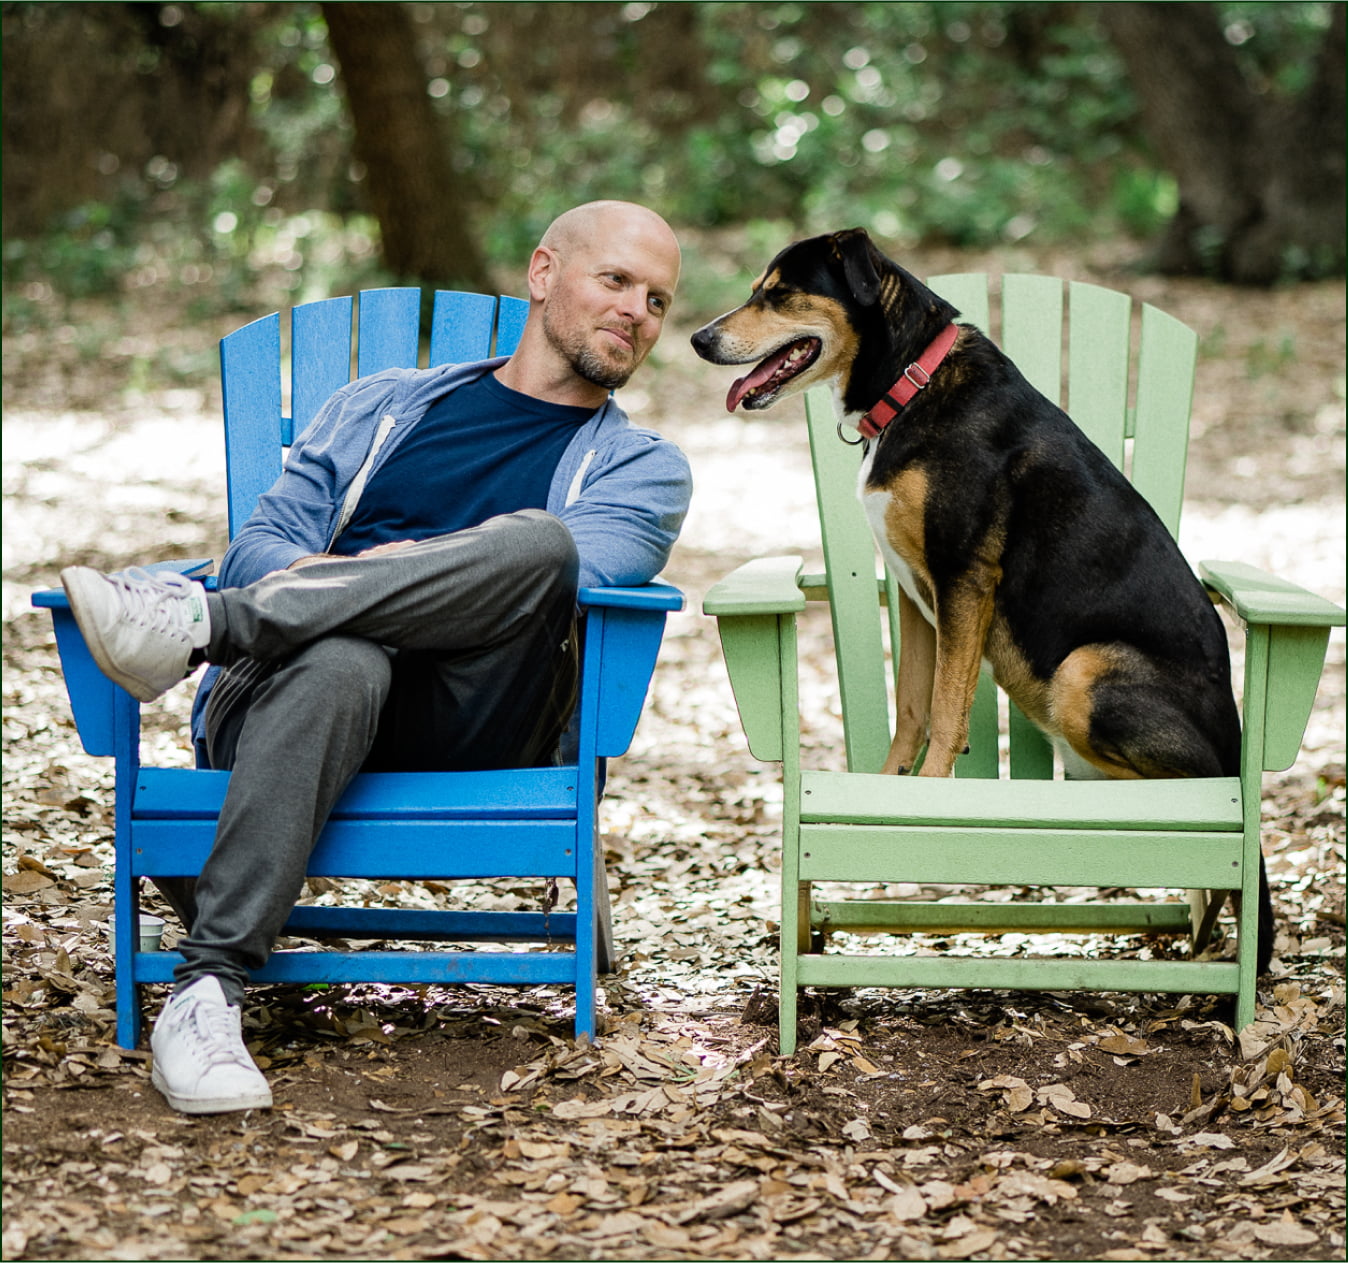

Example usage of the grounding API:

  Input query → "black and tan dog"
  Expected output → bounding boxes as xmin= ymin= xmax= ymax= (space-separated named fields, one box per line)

xmin=691 ymin=227 xmax=1272 ymax=967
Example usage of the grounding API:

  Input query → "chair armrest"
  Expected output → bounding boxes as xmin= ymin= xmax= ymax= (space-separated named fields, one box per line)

xmin=578 ymin=581 xmax=684 ymax=613
xmin=31 ymin=559 xmax=216 ymax=758
xmin=30 ymin=558 xmax=217 ymax=611
xmin=1199 ymin=559 xmax=1345 ymax=627
xmin=702 ymin=558 xmax=805 ymax=763
xmin=703 ymin=556 xmax=806 ymax=617
xmin=575 ymin=583 xmax=683 ymax=759
xmin=1200 ymin=560 xmax=1345 ymax=774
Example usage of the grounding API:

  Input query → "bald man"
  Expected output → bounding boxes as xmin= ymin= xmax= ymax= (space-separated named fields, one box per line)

xmin=61 ymin=202 xmax=691 ymax=1114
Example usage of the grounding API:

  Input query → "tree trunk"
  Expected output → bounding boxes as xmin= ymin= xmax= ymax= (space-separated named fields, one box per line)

xmin=320 ymin=1 xmax=491 ymax=291
xmin=1101 ymin=2 xmax=1345 ymax=284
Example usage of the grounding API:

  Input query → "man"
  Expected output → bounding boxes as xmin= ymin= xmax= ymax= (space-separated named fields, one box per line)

xmin=61 ymin=201 xmax=690 ymax=1115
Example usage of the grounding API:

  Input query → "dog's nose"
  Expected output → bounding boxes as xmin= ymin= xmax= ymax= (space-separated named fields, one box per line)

xmin=690 ymin=325 xmax=715 ymax=357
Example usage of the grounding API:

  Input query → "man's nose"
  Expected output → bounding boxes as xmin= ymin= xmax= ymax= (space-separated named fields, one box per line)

xmin=616 ymin=287 xmax=648 ymax=324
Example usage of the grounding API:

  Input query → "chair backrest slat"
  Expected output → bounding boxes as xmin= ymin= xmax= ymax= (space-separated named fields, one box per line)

xmin=814 ymin=272 xmax=1198 ymax=780
xmin=290 ymin=295 xmax=354 ymax=444
xmin=928 ymin=273 xmax=990 ymax=338
xmin=1001 ymin=274 xmax=1064 ymax=405
xmin=430 ymin=291 xmax=498 ymax=365
xmin=1132 ymin=303 xmax=1197 ymax=536
xmin=1067 ymin=281 xmax=1132 ymax=469
xmin=220 ymin=312 xmax=284 ymax=539
xmin=495 ymin=296 xmax=529 ymax=356
xmin=355 ymin=287 xmax=422 ymax=376
xmin=805 ymin=390 xmax=893 ymax=773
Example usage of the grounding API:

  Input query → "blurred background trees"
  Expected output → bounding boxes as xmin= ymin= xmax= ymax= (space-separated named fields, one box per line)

xmin=2 ymin=0 xmax=1342 ymax=315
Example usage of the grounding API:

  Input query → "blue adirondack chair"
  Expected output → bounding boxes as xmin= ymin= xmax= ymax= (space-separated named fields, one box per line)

xmin=32 ymin=287 xmax=683 ymax=1048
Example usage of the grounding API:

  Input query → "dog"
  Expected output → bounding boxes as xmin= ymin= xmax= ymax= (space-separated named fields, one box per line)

xmin=691 ymin=227 xmax=1272 ymax=969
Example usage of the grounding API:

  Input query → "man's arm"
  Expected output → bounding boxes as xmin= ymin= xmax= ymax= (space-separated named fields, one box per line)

xmin=557 ymin=433 xmax=692 ymax=589
xmin=217 ymin=375 xmax=401 ymax=588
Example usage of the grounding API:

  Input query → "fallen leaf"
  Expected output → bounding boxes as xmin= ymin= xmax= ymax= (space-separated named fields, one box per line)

xmin=1155 ymin=1187 xmax=1196 ymax=1202
xmin=886 ymin=1185 xmax=927 ymax=1222
xmin=551 ymin=1097 xmax=612 ymax=1119
xmin=841 ymin=1118 xmax=871 ymax=1141
xmin=1183 ymin=1132 xmax=1235 ymax=1149
xmin=2 ymin=871 xmax=54 ymax=893
xmin=545 ymin=1191 xmax=584 ymax=1217
xmin=1037 ymin=1083 xmax=1092 ymax=1118
xmin=1253 ymin=1221 xmax=1318 ymax=1246
xmin=1097 ymin=1031 xmax=1151 ymax=1056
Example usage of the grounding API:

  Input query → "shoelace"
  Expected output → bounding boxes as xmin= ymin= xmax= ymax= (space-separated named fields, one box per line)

xmin=115 ymin=567 xmax=196 ymax=638
xmin=175 ymin=993 xmax=252 ymax=1070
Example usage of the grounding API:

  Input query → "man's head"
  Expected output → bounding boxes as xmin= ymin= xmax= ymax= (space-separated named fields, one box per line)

xmin=508 ymin=201 xmax=681 ymax=406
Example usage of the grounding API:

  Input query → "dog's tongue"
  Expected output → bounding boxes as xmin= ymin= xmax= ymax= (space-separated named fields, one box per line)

xmin=726 ymin=346 xmax=796 ymax=412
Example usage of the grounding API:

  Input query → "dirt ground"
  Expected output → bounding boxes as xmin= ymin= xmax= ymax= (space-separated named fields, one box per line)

xmin=3 ymin=239 xmax=1345 ymax=1261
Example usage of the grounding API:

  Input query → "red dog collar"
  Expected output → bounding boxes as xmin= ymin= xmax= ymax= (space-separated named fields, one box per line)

xmin=856 ymin=323 xmax=960 ymax=440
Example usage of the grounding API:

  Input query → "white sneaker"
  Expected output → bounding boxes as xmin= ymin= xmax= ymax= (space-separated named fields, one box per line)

xmin=61 ymin=566 xmax=211 ymax=702
xmin=150 ymin=976 xmax=272 ymax=1114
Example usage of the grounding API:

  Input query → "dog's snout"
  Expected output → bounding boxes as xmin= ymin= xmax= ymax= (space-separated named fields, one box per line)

xmin=690 ymin=324 xmax=717 ymax=358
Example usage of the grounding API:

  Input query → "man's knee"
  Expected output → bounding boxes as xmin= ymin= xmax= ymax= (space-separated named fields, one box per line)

xmin=496 ymin=510 xmax=579 ymax=593
xmin=279 ymin=636 xmax=392 ymax=719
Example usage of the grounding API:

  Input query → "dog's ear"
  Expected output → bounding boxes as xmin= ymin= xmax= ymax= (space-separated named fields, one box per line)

xmin=830 ymin=228 xmax=882 ymax=306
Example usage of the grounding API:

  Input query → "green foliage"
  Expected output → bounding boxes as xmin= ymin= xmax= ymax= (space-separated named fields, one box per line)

xmin=3 ymin=0 xmax=1340 ymax=310
xmin=432 ymin=0 xmax=1153 ymax=256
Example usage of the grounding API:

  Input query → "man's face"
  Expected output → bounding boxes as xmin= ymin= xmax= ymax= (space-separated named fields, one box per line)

xmin=539 ymin=218 xmax=680 ymax=391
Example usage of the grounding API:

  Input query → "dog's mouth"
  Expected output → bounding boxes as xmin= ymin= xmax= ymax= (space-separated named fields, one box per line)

xmin=726 ymin=338 xmax=821 ymax=412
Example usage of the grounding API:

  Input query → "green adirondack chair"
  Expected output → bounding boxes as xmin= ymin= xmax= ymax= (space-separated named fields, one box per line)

xmin=703 ymin=273 xmax=1344 ymax=1053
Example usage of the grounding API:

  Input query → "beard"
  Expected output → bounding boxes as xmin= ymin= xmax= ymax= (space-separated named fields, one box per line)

xmin=542 ymin=306 xmax=638 ymax=391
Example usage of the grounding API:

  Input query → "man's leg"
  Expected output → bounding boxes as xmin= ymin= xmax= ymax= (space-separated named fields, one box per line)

xmin=211 ymin=510 xmax=578 ymax=668
xmin=178 ymin=511 xmax=580 ymax=989
xmin=177 ymin=635 xmax=394 ymax=1000
xmin=148 ymin=633 xmax=390 ymax=1116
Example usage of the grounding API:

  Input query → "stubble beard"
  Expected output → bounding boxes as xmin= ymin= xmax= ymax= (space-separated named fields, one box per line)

xmin=543 ymin=307 xmax=638 ymax=392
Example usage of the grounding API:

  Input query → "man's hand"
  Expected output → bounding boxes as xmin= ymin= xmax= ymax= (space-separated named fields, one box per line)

xmin=287 ymin=540 xmax=419 ymax=570
xmin=357 ymin=540 xmax=419 ymax=558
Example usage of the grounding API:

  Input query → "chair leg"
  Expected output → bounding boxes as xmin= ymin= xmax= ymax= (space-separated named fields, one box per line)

xmin=594 ymin=850 xmax=617 ymax=975
xmin=115 ymin=937 xmax=143 ymax=1049
xmin=779 ymin=881 xmax=809 ymax=1055
xmin=1187 ymin=887 xmax=1230 ymax=955
xmin=797 ymin=881 xmax=814 ymax=955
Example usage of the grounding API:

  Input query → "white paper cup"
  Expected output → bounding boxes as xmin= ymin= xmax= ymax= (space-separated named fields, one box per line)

xmin=106 ymin=914 xmax=166 ymax=958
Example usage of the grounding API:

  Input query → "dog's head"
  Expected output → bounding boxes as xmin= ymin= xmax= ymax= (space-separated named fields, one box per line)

xmin=690 ymin=227 xmax=929 ymax=414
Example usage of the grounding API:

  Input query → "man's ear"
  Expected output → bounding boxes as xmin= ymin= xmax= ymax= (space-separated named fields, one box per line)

xmin=831 ymin=228 xmax=882 ymax=306
xmin=526 ymin=246 xmax=560 ymax=303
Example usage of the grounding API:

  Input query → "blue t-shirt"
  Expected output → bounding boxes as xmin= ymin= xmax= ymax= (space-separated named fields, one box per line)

xmin=333 ymin=372 xmax=593 ymax=555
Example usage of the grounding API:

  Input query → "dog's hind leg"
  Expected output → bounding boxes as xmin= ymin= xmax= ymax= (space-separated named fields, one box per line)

xmin=882 ymin=588 xmax=936 ymax=775
xmin=1050 ymin=644 xmax=1232 ymax=780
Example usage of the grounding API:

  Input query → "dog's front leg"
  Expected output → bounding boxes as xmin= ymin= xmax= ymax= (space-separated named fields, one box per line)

xmin=921 ymin=569 xmax=998 ymax=777
xmin=882 ymin=587 xmax=935 ymax=774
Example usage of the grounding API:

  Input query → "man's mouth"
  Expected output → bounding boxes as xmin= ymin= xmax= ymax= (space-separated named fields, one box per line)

xmin=601 ymin=326 xmax=636 ymax=353
xmin=725 ymin=338 xmax=821 ymax=411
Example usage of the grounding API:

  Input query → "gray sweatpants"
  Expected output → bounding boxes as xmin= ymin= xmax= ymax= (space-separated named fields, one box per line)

xmin=169 ymin=510 xmax=580 ymax=1004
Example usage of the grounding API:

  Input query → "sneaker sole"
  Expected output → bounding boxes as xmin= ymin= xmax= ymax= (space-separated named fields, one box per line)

xmin=61 ymin=567 xmax=170 ymax=703
xmin=152 ymin=1062 xmax=273 ymax=1114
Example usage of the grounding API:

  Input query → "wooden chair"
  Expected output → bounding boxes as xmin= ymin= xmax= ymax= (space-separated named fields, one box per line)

xmin=704 ymin=273 xmax=1343 ymax=1053
xmin=33 ymin=287 xmax=682 ymax=1048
